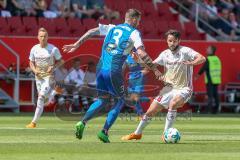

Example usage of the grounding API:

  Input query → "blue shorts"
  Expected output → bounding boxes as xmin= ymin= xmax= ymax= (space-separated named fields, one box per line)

xmin=96 ymin=70 xmax=125 ymax=97
xmin=128 ymin=76 xmax=144 ymax=94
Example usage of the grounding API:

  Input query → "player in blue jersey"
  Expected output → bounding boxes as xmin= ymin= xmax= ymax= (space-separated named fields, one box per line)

xmin=125 ymin=52 xmax=149 ymax=116
xmin=63 ymin=9 xmax=162 ymax=143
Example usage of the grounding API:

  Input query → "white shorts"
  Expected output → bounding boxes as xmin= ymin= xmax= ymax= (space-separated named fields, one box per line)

xmin=154 ymin=87 xmax=192 ymax=109
xmin=36 ymin=77 xmax=55 ymax=97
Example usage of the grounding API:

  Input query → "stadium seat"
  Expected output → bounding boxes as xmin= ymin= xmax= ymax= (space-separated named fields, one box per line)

xmin=53 ymin=18 xmax=67 ymax=27
xmin=52 ymin=18 xmax=68 ymax=34
xmin=67 ymin=18 xmax=86 ymax=37
xmin=155 ymin=21 xmax=168 ymax=36
xmin=57 ymin=28 xmax=71 ymax=37
xmin=82 ymin=18 xmax=98 ymax=30
xmin=156 ymin=2 xmax=179 ymax=21
xmin=180 ymin=32 xmax=188 ymax=40
xmin=6 ymin=17 xmax=24 ymax=35
xmin=141 ymin=20 xmax=158 ymax=38
xmin=157 ymin=12 xmax=179 ymax=21
xmin=0 ymin=17 xmax=7 ymax=25
xmin=38 ymin=17 xmax=50 ymax=28
xmin=7 ymin=16 xmax=22 ymax=26
xmin=39 ymin=18 xmax=69 ymax=37
xmin=114 ymin=1 xmax=128 ymax=15
xmin=111 ymin=19 xmax=122 ymax=25
xmin=0 ymin=17 xmax=8 ymax=35
xmin=69 ymin=27 xmax=86 ymax=37
xmin=105 ymin=0 xmax=115 ymax=9
xmin=22 ymin=17 xmax=38 ymax=36
xmin=142 ymin=2 xmax=157 ymax=17
xmin=184 ymin=22 xmax=198 ymax=35
xmin=156 ymin=2 xmax=171 ymax=16
xmin=38 ymin=18 xmax=57 ymax=36
xmin=67 ymin=18 xmax=82 ymax=26
xmin=22 ymin=17 xmax=38 ymax=26
xmin=168 ymin=21 xmax=183 ymax=32
xmin=24 ymin=27 xmax=38 ymax=36
xmin=187 ymin=32 xmax=206 ymax=40
xmin=184 ymin=22 xmax=206 ymax=40
xmin=127 ymin=1 xmax=142 ymax=11
xmin=98 ymin=19 xmax=111 ymax=25
xmin=143 ymin=32 xmax=161 ymax=39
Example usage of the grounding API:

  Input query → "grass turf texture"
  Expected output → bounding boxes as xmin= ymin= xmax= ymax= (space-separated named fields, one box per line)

xmin=0 ymin=113 xmax=240 ymax=160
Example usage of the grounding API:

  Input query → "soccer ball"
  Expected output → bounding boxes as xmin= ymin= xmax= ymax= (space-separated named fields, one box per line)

xmin=163 ymin=128 xmax=181 ymax=144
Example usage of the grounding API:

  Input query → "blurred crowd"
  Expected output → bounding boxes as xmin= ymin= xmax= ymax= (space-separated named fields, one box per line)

xmin=54 ymin=59 xmax=97 ymax=112
xmin=0 ymin=0 xmax=119 ymax=20
xmin=180 ymin=0 xmax=240 ymax=40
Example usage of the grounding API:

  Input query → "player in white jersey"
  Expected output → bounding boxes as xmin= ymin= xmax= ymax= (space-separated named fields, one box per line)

xmin=121 ymin=29 xmax=206 ymax=141
xmin=26 ymin=28 xmax=63 ymax=128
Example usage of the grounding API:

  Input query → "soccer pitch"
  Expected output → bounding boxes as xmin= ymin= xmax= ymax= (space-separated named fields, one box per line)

xmin=0 ymin=113 xmax=240 ymax=160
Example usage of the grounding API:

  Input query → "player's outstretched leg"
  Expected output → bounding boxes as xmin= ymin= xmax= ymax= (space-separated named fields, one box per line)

xmin=75 ymin=98 xmax=108 ymax=140
xmin=164 ymin=109 xmax=177 ymax=131
xmin=97 ymin=98 xmax=124 ymax=143
xmin=161 ymin=109 xmax=177 ymax=143
xmin=121 ymin=101 xmax=161 ymax=141
xmin=26 ymin=95 xmax=45 ymax=128
xmin=26 ymin=122 xmax=36 ymax=128
xmin=97 ymin=130 xmax=110 ymax=143
xmin=121 ymin=114 xmax=151 ymax=141
xmin=75 ymin=121 xmax=85 ymax=139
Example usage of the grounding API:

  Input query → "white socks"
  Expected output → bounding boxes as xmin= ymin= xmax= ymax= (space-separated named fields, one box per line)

xmin=164 ymin=109 xmax=177 ymax=131
xmin=133 ymin=110 xmax=177 ymax=135
xmin=32 ymin=96 xmax=45 ymax=123
xmin=134 ymin=115 xmax=151 ymax=135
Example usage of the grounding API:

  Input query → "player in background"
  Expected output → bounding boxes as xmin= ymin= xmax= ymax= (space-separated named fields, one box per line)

xmin=124 ymin=51 xmax=149 ymax=117
xmin=121 ymin=29 xmax=206 ymax=141
xmin=63 ymin=9 xmax=162 ymax=143
xmin=26 ymin=28 xmax=64 ymax=128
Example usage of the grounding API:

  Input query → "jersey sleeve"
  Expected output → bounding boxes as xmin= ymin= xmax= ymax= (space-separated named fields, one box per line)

xmin=130 ymin=30 xmax=144 ymax=49
xmin=53 ymin=47 xmax=62 ymax=60
xmin=29 ymin=47 xmax=35 ymax=62
xmin=98 ymin=24 xmax=115 ymax=36
xmin=153 ymin=52 xmax=165 ymax=66
xmin=185 ymin=47 xmax=198 ymax=60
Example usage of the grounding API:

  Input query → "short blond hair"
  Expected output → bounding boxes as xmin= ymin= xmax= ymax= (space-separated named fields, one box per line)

xmin=125 ymin=9 xmax=141 ymax=20
xmin=38 ymin=27 xmax=48 ymax=34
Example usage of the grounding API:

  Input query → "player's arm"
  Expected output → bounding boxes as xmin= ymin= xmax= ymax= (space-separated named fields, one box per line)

xmin=192 ymin=53 xmax=206 ymax=65
xmin=136 ymin=47 xmax=159 ymax=71
xmin=48 ymin=48 xmax=65 ymax=73
xmin=62 ymin=27 xmax=100 ymax=53
xmin=130 ymin=31 xmax=159 ymax=72
xmin=183 ymin=53 xmax=206 ymax=66
xmin=136 ymin=46 xmax=163 ymax=79
xmin=141 ymin=67 xmax=150 ymax=75
xmin=29 ymin=61 xmax=40 ymax=75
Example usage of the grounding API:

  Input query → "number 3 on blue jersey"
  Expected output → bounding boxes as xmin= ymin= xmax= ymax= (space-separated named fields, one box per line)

xmin=112 ymin=29 xmax=123 ymax=45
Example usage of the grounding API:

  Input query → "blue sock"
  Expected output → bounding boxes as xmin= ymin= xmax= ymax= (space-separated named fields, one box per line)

xmin=135 ymin=101 xmax=143 ymax=116
xmin=82 ymin=98 xmax=108 ymax=122
xmin=103 ymin=98 xmax=124 ymax=131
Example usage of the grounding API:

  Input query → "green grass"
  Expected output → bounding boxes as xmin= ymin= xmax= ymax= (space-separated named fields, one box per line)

xmin=0 ymin=113 xmax=240 ymax=160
